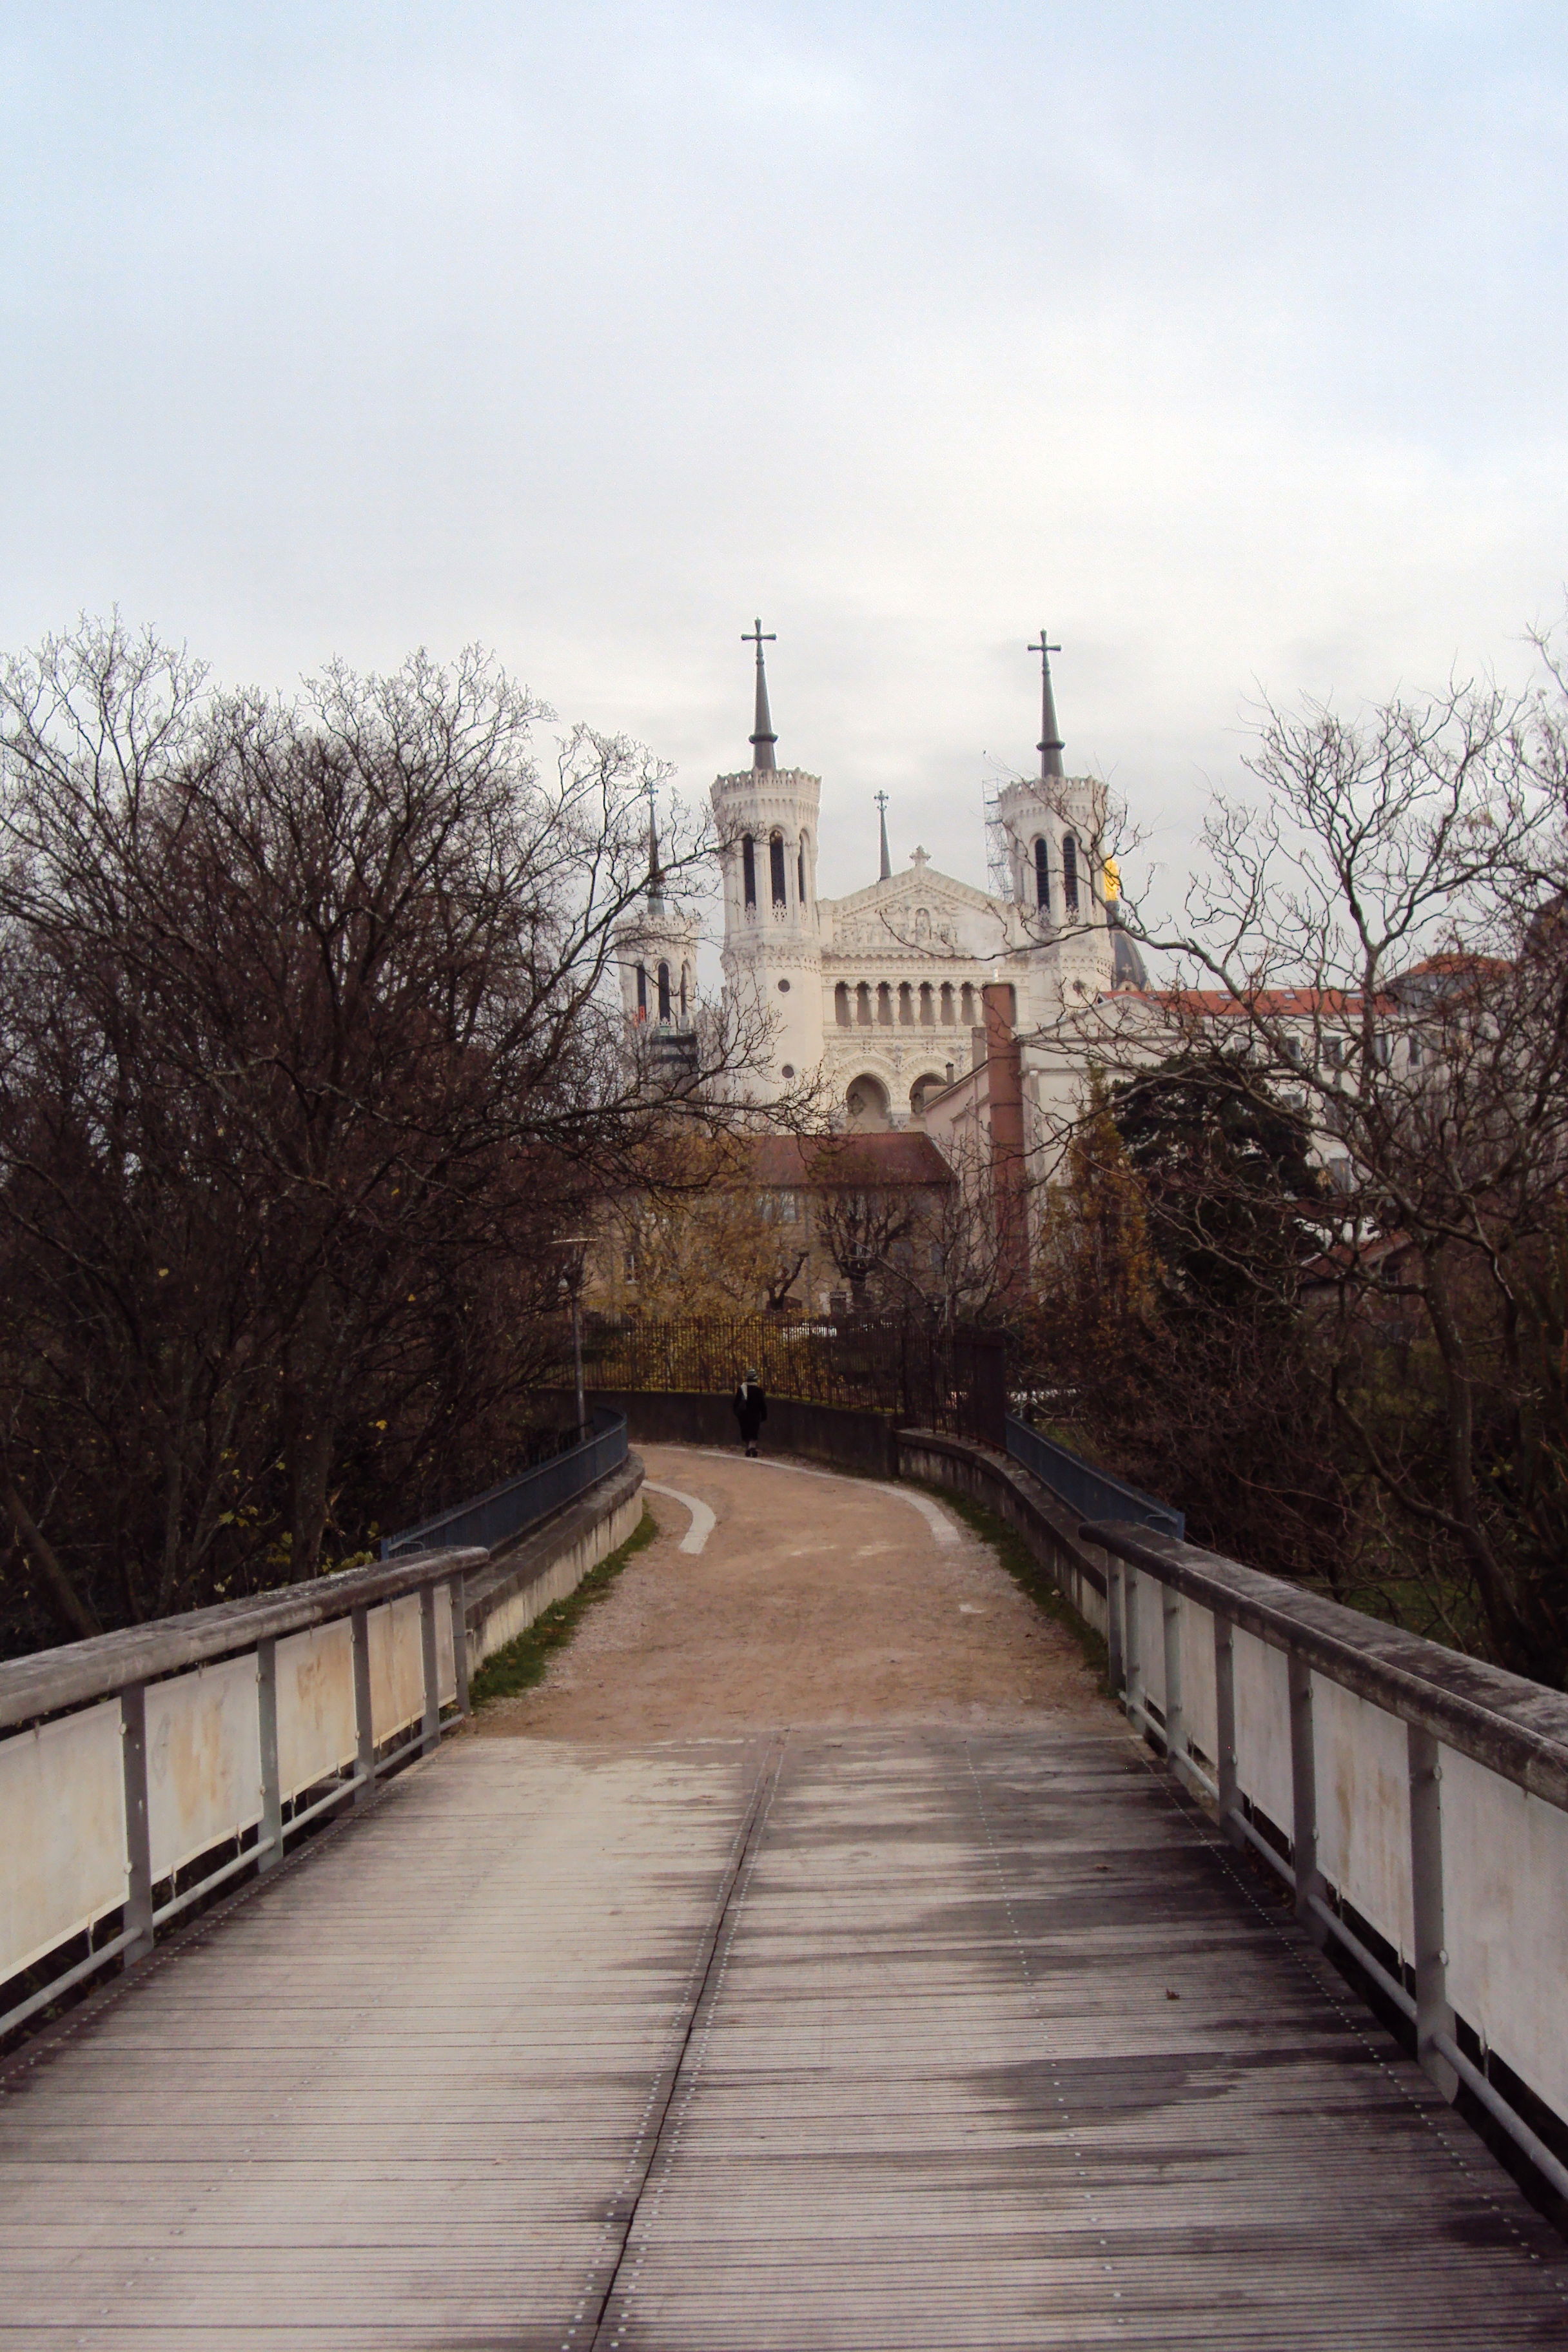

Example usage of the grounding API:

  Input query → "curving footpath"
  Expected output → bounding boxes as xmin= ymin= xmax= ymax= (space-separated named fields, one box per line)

xmin=1 ymin=1446 xmax=1565 ymax=2347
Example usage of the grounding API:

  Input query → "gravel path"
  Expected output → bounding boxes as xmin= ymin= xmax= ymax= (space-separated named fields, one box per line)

xmin=475 ymin=1442 xmax=1106 ymax=1742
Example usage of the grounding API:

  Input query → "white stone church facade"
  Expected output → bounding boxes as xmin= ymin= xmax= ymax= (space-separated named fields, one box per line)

xmin=707 ymin=634 xmax=1142 ymax=1144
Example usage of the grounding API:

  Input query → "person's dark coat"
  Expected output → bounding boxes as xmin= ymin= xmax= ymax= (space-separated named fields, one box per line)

xmin=732 ymin=1378 xmax=767 ymax=1442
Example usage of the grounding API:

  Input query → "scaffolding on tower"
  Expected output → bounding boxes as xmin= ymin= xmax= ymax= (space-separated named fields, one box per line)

xmin=981 ymin=756 xmax=1021 ymax=903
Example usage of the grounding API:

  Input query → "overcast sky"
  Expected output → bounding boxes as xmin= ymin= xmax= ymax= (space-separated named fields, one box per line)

xmin=3 ymin=2 xmax=1566 ymax=914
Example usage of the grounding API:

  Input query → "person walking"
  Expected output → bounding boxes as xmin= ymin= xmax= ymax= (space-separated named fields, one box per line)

xmin=732 ymin=1367 xmax=767 ymax=1458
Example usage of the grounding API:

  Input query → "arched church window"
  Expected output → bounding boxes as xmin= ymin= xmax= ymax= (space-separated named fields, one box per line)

xmin=657 ymin=961 xmax=671 ymax=1022
xmin=742 ymin=834 xmax=756 ymax=909
xmin=1034 ymin=836 xmax=1050 ymax=912
xmin=798 ymin=836 xmax=807 ymax=903
xmin=856 ymin=982 xmax=872 ymax=1026
xmin=770 ymin=830 xmax=788 ymax=907
xmin=939 ymin=983 xmax=955 ymax=1024
xmin=680 ymin=964 xmax=689 ymax=1021
xmin=1063 ymin=833 xmax=1079 ymax=914
xmin=919 ymin=983 xmax=934 ymax=1026
xmin=636 ymin=963 xmax=647 ymax=1017
xmin=898 ymin=982 xmax=914 ymax=1025
xmin=835 ymin=982 xmax=851 ymax=1027
xmin=877 ymin=982 xmax=893 ymax=1025
xmin=960 ymin=982 xmax=975 ymax=1024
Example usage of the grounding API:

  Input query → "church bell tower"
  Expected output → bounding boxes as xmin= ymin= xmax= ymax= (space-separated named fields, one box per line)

xmin=712 ymin=622 xmax=824 ymax=1090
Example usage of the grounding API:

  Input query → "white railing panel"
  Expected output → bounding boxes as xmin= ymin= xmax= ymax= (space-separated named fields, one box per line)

xmin=276 ymin=1621 xmax=357 ymax=1800
xmin=0 ymin=1700 xmax=126 ymax=1981
xmin=1311 ymin=1676 xmax=1412 ymax=1960
xmin=147 ymin=1657 xmax=263 ymax=1883
xmin=1442 ymin=1745 xmax=1568 ymax=2123
xmin=436 ymin=1585 xmax=456 ymax=1705
xmin=368 ymin=1594 xmax=424 ymax=1743
xmin=1232 ymin=1627 xmax=1293 ymax=1835
xmin=1178 ymin=1598 xmax=1218 ymax=1761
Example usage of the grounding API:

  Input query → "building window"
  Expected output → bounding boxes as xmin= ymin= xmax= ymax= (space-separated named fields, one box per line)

xmin=742 ymin=834 xmax=756 ymax=908
xmin=680 ymin=964 xmax=689 ymax=1020
xmin=658 ymin=961 xmax=671 ymax=1021
xmin=898 ymin=982 xmax=914 ymax=1025
xmin=1063 ymin=833 xmax=1079 ymax=914
xmin=960 ymin=981 xmax=975 ymax=1024
xmin=835 ymin=982 xmax=851 ymax=1026
xmin=857 ymin=981 xmax=872 ymax=1026
xmin=798 ymin=836 xmax=808 ymax=903
xmin=770 ymin=830 xmax=788 ymax=906
xmin=1034 ymin=836 xmax=1050 ymax=911
xmin=636 ymin=963 xmax=647 ymax=1015
xmin=877 ymin=982 xmax=893 ymax=1025
xmin=939 ymin=982 xmax=954 ymax=1024
xmin=919 ymin=982 xmax=934 ymax=1026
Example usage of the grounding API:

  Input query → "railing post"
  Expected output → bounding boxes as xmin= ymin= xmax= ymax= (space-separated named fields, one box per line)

xmin=1288 ymin=1652 xmax=1325 ymax=1944
xmin=1213 ymin=1614 xmax=1242 ymax=1847
xmin=351 ymin=1604 xmax=375 ymax=1804
xmin=1124 ymin=1564 xmax=1144 ymax=1733
xmin=1161 ymin=1580 xmax=1186 ymax=1782
xmin=1407 ymin=1723 xmax=1458 ymax=2100
xmin=1104 ymin=1551 xmax=1124 ymax=1700
xmin=119 ymin=1681 xmax=154 ymax=1965
xmin=257 ymin=1636 xmax=282 ymax=1872
xmin=420 ymin=1582 xmax=441 ymax=1756
xmin=449 ymin=1571 xmax=471 ymax=1716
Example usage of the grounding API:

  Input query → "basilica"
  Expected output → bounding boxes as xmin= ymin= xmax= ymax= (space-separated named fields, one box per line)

xmin=624 ymin=627 xmax=1146 ymax=1167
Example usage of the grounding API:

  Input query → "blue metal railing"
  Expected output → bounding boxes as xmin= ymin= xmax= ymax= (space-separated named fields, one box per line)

xmin=1004 ymin=1414 xmax=1184 ymax=1542
xmin=381 ymin=1407 xmax=629 ymax=1560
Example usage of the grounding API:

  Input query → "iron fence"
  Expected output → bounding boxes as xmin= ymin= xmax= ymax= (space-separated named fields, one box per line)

xmin=580 ymin=1316 xmax=1007 ymax=1447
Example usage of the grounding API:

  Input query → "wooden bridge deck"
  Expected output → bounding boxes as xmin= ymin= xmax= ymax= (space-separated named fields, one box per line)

xmin=3 ymin=1716 xmax=1565 ymax=2348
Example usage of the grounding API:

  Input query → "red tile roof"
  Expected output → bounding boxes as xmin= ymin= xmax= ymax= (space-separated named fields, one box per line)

xmin=747 ymin=1132 xmax=955 ymax=1189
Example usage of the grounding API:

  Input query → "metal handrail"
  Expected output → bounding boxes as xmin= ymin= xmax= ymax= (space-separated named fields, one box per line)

xmin=1006 ymin=1415 xmax=1184 ymax=1540
xmin=380 ymin=1405 xmax=629 ymax=1559
xmin=0 ymin=1545 xmax=486 ymax=1736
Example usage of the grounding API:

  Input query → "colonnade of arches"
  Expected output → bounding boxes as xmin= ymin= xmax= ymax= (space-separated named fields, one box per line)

xmin=834 ymin=979 xmax=979 ymax=1030
xmin=740 ymin=827 xmax=813 ymax=914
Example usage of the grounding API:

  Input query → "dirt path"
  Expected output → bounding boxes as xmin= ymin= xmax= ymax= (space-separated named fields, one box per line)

xmin=475 ymin=1442 xmax=1104 ymax=1741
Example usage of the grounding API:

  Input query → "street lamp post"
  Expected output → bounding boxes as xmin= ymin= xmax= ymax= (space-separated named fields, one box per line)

xmin=551 ymin=1237 xmax=591 ymax=1437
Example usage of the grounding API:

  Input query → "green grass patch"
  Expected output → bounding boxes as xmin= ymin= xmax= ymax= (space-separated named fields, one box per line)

xmin=910 ymin=1479 xmax=1112 ymax=1691
xmin=468 ymin=1507 xmax=660 ymax=1708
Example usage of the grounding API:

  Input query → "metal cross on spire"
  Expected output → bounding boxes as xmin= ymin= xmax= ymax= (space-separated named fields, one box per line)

xmin=1028 ymin=631 xmax=1066 ymax=781
xmin=743 ymin=618 xmax=778 ymax=771
xmin=874 ymin=790 xmax=892 ymax=881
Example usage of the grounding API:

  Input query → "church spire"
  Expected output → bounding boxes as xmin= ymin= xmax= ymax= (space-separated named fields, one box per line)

xmin=1028 ymin=631 xmax=1065 ymax=780
xmin=645 ymin=776 xmax=664 ymax=913
xmin=875 ymin=790 xmax=892 ymax=882
xmin=742 ymin=618 xmax=778 ymax=771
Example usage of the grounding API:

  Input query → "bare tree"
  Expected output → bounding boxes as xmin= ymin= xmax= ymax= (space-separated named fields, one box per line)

xmin=0 ymin=620 xmax=777 ymax=1645
xmin=1037 ymin=667 xmax=1568 ymax=1679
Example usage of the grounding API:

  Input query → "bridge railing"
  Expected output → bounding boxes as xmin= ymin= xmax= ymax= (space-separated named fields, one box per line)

xmin=1091 ymin=1518 xmax=1568 ymax=2203
xmin=1005 ymin=1415 xmax=1183 ymax=1540
xmin=380 ymin=1406 xmax=629 ymax=1558
xmin=0 ymin=1545 xmax=484 ymax=2047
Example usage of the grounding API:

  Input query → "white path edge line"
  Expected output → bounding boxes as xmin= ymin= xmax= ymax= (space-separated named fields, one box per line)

xmin=651 ymin=1447 xmax=961 ymax=1547
xmin=643 ymin=1481 xmax=718 ymax=1555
